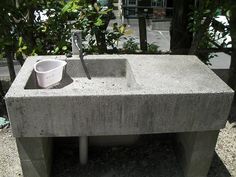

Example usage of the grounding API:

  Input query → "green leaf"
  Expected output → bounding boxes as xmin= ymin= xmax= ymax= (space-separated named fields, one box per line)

xmin=41 ymin=26 xmax=47 ymax=32
xmin=22 ymin=45 xmax=27 ymax=50
xmin=94 ymin=18 xmax=104 ymax=26
xmin=54 ymin=47 xmax=59 ymax=54
xmin=62 ymin=46 xmax=67 ymax=50
xmin=204 ymin=9 xmax=211 ymax=14
xmin=226 ymin=10 xmax=230 ymax=17
xmin=94 ymin=3 xmax=100 ymax=12
xmin=18 ymin=36 xmax=23 ymax=47
xmin=119 ymin=24 xmax=126 ymax=34
xmin=62 ymin=1 xmax=73 ymax=13
xmin=100 ymin=8 xmax=112 ymax=14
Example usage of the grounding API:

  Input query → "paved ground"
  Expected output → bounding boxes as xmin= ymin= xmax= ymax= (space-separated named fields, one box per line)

xmin=108 ymin=19 xmax=170 ymax=51
xmin=0 ymin=63 xmax=21 ymax=81
xmin=109 ymin=19 xmax=231 ymax=69
xmin=209 ymin=52 xmax=231 ymax=69
xmin=125 ymin=25 xmax=170 ymax=51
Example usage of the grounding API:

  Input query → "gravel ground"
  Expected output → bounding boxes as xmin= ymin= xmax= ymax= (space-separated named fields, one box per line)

xmin=0 ymin=128 xmax=22 ymax=177
xmin=0 ymin=119 xmax=235 ymax=177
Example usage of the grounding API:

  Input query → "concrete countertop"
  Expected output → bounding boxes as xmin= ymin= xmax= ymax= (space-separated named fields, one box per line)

xmin=5 ymin=55 xmax=234 ymax=98
xmin=5 ymin=55 xmax=234 ymax=137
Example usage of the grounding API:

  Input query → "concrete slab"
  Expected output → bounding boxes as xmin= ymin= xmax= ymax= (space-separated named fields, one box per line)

xmin=15 ymin=137 xmax=52 ymax=177
xmin=5 ymin=55 xmax=234 ymax=137
xmin=16 ymin=138 xmax=52 ymax=160
xmin=176 ymin=131 xmax=219 ymax=177
xmin=20 ymin=159 xmax=50 ymax=177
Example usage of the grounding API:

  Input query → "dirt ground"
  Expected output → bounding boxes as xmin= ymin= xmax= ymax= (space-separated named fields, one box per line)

xmin=0 ymin=117 xmax=235 ymax=177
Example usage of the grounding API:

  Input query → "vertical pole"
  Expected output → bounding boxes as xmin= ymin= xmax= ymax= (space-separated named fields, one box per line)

xmin=170 ymin=0 xmax=194 ymax=54
xmin=0 ymin=81 xmax=5 ymax=97
xmin=79 ymin=136 xmax=88 ymax=165
xmin=139 ymin=16 xmax=147 ymax=52
xmin=228 ymin=1 xmax=236 ymax=96
xmin=6 ymin=50 xmax=16 ymax=82
xmin=72 ymin=30 xmax=83 ymax=55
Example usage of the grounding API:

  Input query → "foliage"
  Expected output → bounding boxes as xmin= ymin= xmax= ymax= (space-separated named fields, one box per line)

xmin=105 ymin=23 xmax=127 ymax=52
xmin=122 ymin=39 xmax=160 ymax=54
xmin=123 ymin=37 xmax=139 ymax=53
xmin=147 ymin=43 xmax=159 ymax=53
xmin=0 ymin=0 xmax=126 ymax=64
xmin=0 ymin=0 xmax=75 ymax=62
xmin=187 ymin=0 xmax=231 ymax=64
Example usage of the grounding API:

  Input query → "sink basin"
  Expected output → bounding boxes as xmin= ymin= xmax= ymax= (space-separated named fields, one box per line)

xmin=5 ymin=55 xmax=234 ymax=137
xmin=25 ymin=58 xmax=137 ymax=90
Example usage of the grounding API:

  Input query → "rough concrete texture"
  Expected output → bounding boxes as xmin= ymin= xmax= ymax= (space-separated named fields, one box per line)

xmin=1 ymin=126 xmax=236 ymax=177
xmin=176 ymin=131 xmax=219 ymax=177
xmin=0 ymin=128 xmax=22 ymax=177
xmin=15 ymin=137 xmax=52 ymax=177
xmin=5 ymin=55 xmax=234 ymax=137
xmin=212 ymin=69 xmax=230 ymax=83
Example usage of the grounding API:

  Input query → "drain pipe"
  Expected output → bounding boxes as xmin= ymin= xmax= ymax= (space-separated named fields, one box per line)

xmin=79 ymin=136 xmax=88 ymax=165
xmin=72 ymin=30 xmax=88 ymax=165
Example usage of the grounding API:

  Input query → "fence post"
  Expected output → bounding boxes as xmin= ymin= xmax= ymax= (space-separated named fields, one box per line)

xmin=139 ymin=16 xmax=147 ymax=52
xmin=6 ymin=49 xmax=16 ymax=82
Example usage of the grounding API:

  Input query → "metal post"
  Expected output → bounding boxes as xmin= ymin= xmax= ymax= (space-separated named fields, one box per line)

xmin=79 ymin=136 xmax=88 ymax=165
xmin=138 ymin=16 xmax=147 ymax=52
xmin=71 ymin=30 xmax=82 ymax=55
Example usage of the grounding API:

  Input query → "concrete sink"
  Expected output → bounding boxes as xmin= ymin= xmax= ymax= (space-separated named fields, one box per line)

xmin=5 ymin=55 xmax=234 ymax=177
xmin=6 ymin=55 xmax=233 ymax=137
xmin=26 ymin=57 xmax=137 ymax=90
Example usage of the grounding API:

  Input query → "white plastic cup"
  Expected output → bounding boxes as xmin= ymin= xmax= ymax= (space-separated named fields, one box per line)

xmin=34 ymin=59 xmax=67 ymax=88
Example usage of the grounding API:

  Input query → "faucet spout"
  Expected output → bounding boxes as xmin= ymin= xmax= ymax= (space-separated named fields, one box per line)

xmin=72 ymin=31 xmax=91 ymax=80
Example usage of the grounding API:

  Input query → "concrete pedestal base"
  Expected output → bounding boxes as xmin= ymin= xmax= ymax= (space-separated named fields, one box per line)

xmin=16 ymin=137 xmax=52 ymax=177
xmin=175 ymin=131 xmax=219 ymax=177
xmin=15 ymin=131 xmax=219 ymax=177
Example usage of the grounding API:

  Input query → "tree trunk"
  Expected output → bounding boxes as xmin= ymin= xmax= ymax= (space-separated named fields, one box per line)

xmin=228 ymin=3 xmax=236 ymax=96
xmin=0 ymin=81 xmax=4 ymax=98
xmin=170 ymin=0 xmax=194 ymax=54
xmin=95 ymin=30 xmax=107 ymax=53
xmin=95 ymin=20 xmax=110 ymax=54
xmin=139 ymin=16 xmax=147 ymax=52
xmin=25 ymin=7 xmax=36 ymax=49
xmin=6 ymin=48 xmax=16 ymax=82
xmin=188 ymin=15 xmax=212 ymax=55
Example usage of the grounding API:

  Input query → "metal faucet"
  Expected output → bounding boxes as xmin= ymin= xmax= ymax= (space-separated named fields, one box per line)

xmin=72 ymin=30 xmax=91 ymax=80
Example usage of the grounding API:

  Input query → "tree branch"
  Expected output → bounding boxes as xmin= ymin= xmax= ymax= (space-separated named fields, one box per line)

xmin=189 ymin=15 xmax=213 ymax=55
